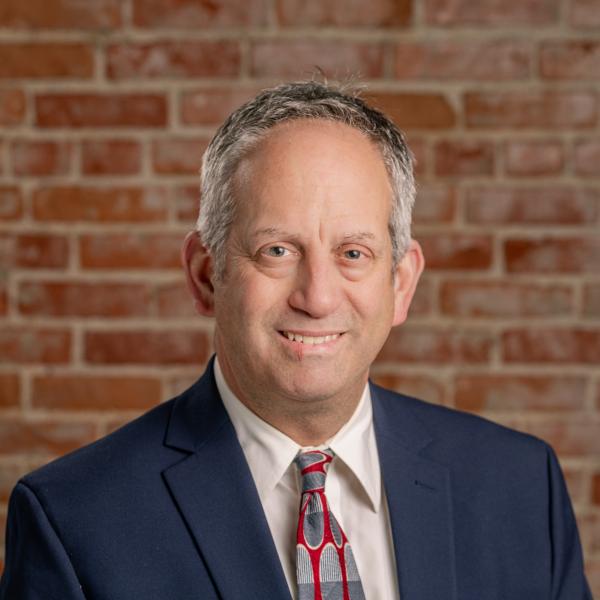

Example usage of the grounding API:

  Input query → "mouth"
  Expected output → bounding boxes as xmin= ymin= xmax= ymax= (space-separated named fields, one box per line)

xmin=279 ymin=331 xmax=343 ymax=345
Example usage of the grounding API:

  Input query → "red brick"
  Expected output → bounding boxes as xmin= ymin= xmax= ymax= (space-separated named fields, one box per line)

xmin=79 ymin=233 xmax=182 ymax=269
xmin=11 ymin=140 xmax=71 ymax=176
xmin=504 ymin=140 xmax=564 ymax=176
xmin=250 ymin=40 xmax=385 ymax=79
xmin=0 ymin=419 xmax=95 ymax=455
xmin=0 ymin=89 xmax=25 ymax=125
xmin=505 ymin=237 xmax=600 ymax=273
xmin=541 ymin=41 xmax=600 ymax=79
xmin=594 ymin=473 xmax=600 ymax=506
xmin=570 ymin=0 xmax=600 ymax=28
xmin=174 ymin=185 xmax=199 ymax=223
xmin=370 ymin=372 xmax=445 ymax=405
xmin=36 ymin=93 xmax=167 ymax=128
xmin=33 ymin=186 xmax=168 ymax=222
xmin=395 ymin=40 xmax=531 ymax=80
xmin=413 ymin=184 xmax=457 ymax=224
xmin=18 ymin=281 xmax=153 ymax=317
xmin=32 ymin=375 xmax=162 ymax=411
xmin=425 ymin=0 xmax=559 ymax=25
xmin=519 ymin=415 xmax=600 ymax=457
xmin=152 ymin=138 xmax=209 ymax=175
xmin=407 ymin=276 xmax=433 ymax=317
xmin=0 ymin=374 xmax=19 ymax=408
xmin=81 ymin=139 xmax=142 ymax=175
xmin=277 ymin=0 xmax=411 ymax=26
xmin=583 ymin=284 xmax=600 ymax=318
xmin=503 ymin=328 xmax=600 ymax=364
xmin=107 ymin=41 xmax=240 ymax=80
xmin=85 ymin=330 xmax=210 ymax=365
xmin=465 ymin=91 xmax=597 ymax=129
xmin=132 ymin=0 xmax=268 ymax=28
xmin=377 ymin=327 xmax=492 ymax=364
xmin=0 ymin=327 xmax=70 ymax=363
xmin=156 ymin=281 xmax=196 ymax=318
xmin=0 ymin=187 xmax=23 ymax=221
xmin=365 ymin=92 xmax=455 ymax=130
xmin=0 ymin=233 xmax=68 ymax=269
xmin=180 ymin=86 xmax=262 ymax=126
xmin=434 ymin=140 xmax=495 ymax=176
xmin=454 ymin=374 xmax=586 ymax=411
xmin=441 ymin=280 xmax=573 ymax=318
xmin=0 ymin=0 xmax=121 ymax=29
xmin=574 ymin=139 xmax=600 ymax=176
xmin=418 ymin=234 xmax=493 ymax=270
xmin=0 ymin=43 xmax=93 ymax=79
xmin=465 ymin=186 xmax=598 ymax=224
xmin=0 ymin=283 xmax=6 ymax=315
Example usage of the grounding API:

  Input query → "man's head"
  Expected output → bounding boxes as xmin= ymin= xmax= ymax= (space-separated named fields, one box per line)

xmin=197 ymin=81 xmax=416 ymax=280
xmin=182 ymin=81 xmax=424 ymax=443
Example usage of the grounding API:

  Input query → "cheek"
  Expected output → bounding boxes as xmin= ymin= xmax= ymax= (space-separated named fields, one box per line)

xmin=352 ymin=284 xmax=396 ymax=338
xmin=226 ymin=275 xmax=290 ymax=323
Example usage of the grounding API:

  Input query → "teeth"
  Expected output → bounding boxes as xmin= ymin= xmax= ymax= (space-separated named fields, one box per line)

xmin=283 ymin=332 xmax=340 ymax=344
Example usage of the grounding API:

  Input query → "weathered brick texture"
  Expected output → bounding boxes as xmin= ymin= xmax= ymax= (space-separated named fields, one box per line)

xmin=0 ymin=0 xmax=598 ymax=592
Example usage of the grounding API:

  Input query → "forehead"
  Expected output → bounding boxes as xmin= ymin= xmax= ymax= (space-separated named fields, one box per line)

xmin=232 ymin=119 xmax=392 ymax=213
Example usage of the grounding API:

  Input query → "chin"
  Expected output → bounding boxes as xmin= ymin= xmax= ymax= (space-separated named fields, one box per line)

xmin=275 ymin=371 xmax=348 ymax=403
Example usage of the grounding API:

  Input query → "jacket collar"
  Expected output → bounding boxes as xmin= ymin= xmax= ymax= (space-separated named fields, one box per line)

xmin=372 ymin=383 xmax=457 ymax=600
xmin=163 ymin=357 xmax=292 ymax=599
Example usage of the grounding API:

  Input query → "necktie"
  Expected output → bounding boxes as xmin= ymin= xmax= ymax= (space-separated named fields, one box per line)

xmin=294 ymin=449 xmax=365 ymax=600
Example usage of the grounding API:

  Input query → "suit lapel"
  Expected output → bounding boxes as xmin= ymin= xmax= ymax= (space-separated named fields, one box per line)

xmin=372 ymin=384 xmax=457 ymax=600
xmin=163 ymin=360 xmax=291 ymax=599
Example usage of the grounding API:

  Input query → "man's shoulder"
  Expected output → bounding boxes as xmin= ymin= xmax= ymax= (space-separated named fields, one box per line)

xmin=21 ymin=397 xmax=179 ymax=497
xmin=371 ymin=382 xmax=549 ymax=463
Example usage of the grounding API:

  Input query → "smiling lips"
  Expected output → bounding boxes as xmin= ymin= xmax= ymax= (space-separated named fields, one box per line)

xmin=281 ymin=331 xmax=341 ymax=345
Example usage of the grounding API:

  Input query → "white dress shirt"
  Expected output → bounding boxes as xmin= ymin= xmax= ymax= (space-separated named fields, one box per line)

xmin=214 ymin=357 xmax=400 ymax=599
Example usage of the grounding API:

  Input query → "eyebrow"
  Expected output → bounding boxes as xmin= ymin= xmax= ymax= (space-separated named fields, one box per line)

xmin=341 ymin=231 xmax=376 ymax=241
xmin=251 ymin=227 xmax=291 ymax=239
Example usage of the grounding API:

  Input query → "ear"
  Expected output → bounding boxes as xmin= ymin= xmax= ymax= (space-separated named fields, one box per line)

xmin=181 ymin=231 xmax=216 ymax=317
xmin=391 ymin=239 xmax=425 ymax=327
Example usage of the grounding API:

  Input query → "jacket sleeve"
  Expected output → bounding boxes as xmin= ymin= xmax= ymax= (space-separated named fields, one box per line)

xmin=546 ymin=444 xmax=593 ymax=600
xmin=0 ymin=482 xmax=86 ymax=600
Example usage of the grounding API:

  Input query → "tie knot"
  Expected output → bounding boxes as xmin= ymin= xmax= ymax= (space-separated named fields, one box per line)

xmin=294 ymin=449 xmax=334 ymax=493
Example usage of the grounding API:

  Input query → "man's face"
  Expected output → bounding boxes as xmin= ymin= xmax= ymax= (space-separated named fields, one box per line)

xmin=209 ymin=119 xmax=420 ymax=414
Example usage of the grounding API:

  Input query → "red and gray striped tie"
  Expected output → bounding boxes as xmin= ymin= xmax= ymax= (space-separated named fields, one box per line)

xmin=294 ymin=449 xmax=365 ymax=600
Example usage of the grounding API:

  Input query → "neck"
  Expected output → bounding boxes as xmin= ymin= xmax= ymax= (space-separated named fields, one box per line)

xmin=251 ymin=397 xmax=360 ymax=447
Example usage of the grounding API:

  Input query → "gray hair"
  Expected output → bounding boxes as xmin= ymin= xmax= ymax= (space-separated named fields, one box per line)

xmin=197 ymin=81 xmax=415 ymax=279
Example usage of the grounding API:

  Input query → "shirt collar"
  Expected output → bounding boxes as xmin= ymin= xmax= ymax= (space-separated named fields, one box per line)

xmin=214 ymin=356 xmax=381 ymax=512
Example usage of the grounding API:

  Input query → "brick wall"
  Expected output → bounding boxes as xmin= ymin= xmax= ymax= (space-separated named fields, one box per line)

xmin=0 ymin=0 xmax=599 ymax=591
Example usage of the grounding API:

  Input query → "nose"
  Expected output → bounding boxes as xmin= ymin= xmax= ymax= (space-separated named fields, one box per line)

xmin=288 ymin=250 xmax=343 ymax=319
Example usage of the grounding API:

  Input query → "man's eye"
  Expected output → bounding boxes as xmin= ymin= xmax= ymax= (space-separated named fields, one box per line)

xmin=344 ymin=249 xmax=362 ymax=260
xmin=265 ymin=246 xmax=289 ymax=257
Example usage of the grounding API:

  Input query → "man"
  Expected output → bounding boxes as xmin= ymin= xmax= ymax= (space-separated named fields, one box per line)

xmin=0 ymin=82 xmax=591 ymax=599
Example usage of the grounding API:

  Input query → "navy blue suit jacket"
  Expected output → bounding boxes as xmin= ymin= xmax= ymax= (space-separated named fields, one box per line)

xmin=0 ymin=359 xmax=592 ymax=599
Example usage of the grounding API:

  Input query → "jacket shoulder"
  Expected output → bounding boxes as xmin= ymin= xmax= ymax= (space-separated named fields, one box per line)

xmin=21 ymin=398 xmax=178 ymax=496
xmin=371 ymin=382 xmax=549 ymax=462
